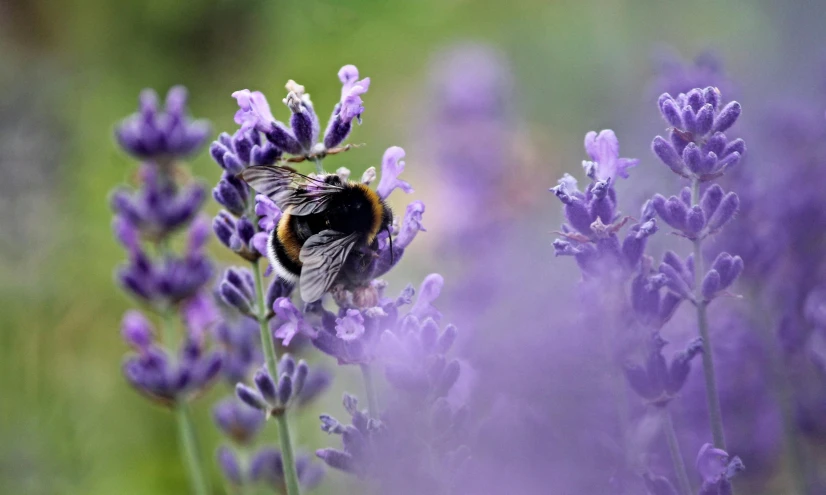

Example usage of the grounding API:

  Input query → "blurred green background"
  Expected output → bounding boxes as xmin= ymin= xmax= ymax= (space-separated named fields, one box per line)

xmin=0 ymin=0 xmax=821 ymax=493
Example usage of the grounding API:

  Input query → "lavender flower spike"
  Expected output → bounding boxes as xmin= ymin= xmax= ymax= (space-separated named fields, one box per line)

xmin=115 ymin=86 xmax=211 ymax=162
xmin=324 ymin=65 xmax=371 ymax=149
xmin=583 ymin=129 xmax=639 ymax=181
xmin=376 ymin=146 xmax=413 ymax=199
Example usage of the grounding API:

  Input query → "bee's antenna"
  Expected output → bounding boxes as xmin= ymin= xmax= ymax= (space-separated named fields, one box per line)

xmin=386 ymin=225 xmax=394 ymax=265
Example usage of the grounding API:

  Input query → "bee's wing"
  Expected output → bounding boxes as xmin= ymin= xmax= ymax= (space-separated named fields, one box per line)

xmin=298 ymin=230 xmax=360 ymax=302
xmin=240 ymin=165 xmax=342 ymax=216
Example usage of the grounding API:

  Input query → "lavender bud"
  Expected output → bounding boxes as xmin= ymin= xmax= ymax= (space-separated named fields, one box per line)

xmin=700 ymin=184 xmax=724 ymax=219
xmin=316 ymin=448 xmax=358 ymax=474
xmin=652 ymin=136 xmax=684 ymax=175
xmin=279 ymin=354 xmax=296 ymax=377
xmin=667 ymin=338 xmax=703 ymax=394
xmin=706 ymin=192 xmax=739 ymax=231
xmin=670 ymin=128 xmax=690 ymax=155
xmin=711 ymin=101 xmax=741 ymax=133
xmin=219 ymin=281 xmax=252 ymax=315
xmin=217 ymin=446 xmax=243 ymax=485
xmin=420 ymin=318 xmax=439 ymax=352
xmin=342 ymin=393 xmax=359 ymax=415
xmin=434 ymin=360 xmax=461 ymax=398
xmin=721 ymin=138 xmax=745 ymax=157
xmin=293 ymin=360 xmax=309 ymax=397
xmin=236 ymin=383 xmax=268 ymax=411
xmin=437 ymin=324 xmax=458 ymax=354
xmin=695 ymin=103 xmax=714 ymax=135
xmin=277 ymin=374 xmax=293 ymax=406
xmin=624 ymin=363 xmax=657 ymax=400
xmin=703 ymin=86 xmax=720 ymax=109
xmin=658 ymin=95 xmax=683 ymax=127
xmin=681 ymin=105 xmax=698 ymax=134
xmin=679 ymin=186 xmax=692 ymax=206
xmin=683 ymin=143 xmax=702 ymax=175
xmin=320 ymin=414 xmax=345 ymax=434
xmin=703 ymin=132 xmax=727 ymax=156
xmin=659 ymin=263 xmax=692 ymax=299
xmin=701 ymin=269 xmax=721 ymax=300
xmin=685 ymin=206 xmax=706 ymax=235
xmin=254 ymin=368 xmax=278 ymax=403
xmin=658 ymin=292 xmax=683 ymax=325
xmin=686 ymin=89 xmax=704 ymax=111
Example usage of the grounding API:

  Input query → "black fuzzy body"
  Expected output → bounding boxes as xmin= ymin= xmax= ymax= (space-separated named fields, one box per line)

xmin=268 ymin=176 xmax=392 ymax=287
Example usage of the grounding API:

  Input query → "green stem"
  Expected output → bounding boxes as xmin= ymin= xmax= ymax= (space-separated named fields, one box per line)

xmin=251 ymin=258 xmax=301 ymax=495
xmin=176 ymin=402 xmax=211 ymax=495
xmin=360 ymin=363 xmax=380 ymax=417
xmin=662 ymin=408 xmax=693 ymax=495
xmin=691 ymin=179 xmax=727 ymax=451
xmin=312 ymin=157 xmax=324 ymax=175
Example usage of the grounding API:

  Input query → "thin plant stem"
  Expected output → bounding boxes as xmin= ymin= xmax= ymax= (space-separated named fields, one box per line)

xmin=175 ymin=401 xmax=211 ymax=495
xmin=251 ymin=258 xmax=301 ymax=495
xmin=312 ymin=157 xmax=324 ymax=175
xmin=360 ymin=363 xmax=380 ymax=417
xmin=662 ymin=408 xmax=693 ymax=495
xmin=161 ymin=310 xmax=210 ymax=495
xmin=690 ymin=179 xmax=727 ymax=451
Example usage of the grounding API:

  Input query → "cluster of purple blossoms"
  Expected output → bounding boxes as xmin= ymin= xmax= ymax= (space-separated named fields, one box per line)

xmin=315 ymin=281 xmax=468 ymax=494
xmin=204 ymin=64 xmax=435 ymax=495
xmin=112 ymin=88 xmax=222 ymax=405
xmin=213 ymin=353 xmax=326 ymax=492
xmin=228 ymin=66 xmax=369 ymax=164
xmin=551 ymin=85 xmax=748 ymax=495
xmin=115 ymin=86 xmax=212 ymax=165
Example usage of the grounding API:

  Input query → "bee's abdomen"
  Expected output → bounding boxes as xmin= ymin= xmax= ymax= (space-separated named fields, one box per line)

xmin=269 ymin=227 xmax=301 ymax=283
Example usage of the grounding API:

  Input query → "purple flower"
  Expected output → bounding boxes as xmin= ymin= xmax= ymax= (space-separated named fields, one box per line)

xmin=117 ymin=233 xmax=213 ymax=307
xmin=337 ymin=65 xmax=371 ymax=123
xmin=110 ymin=164 xmax=206 ymax=241
xmin=121 ymin=310 xmax=154 ymax=350
xmin=235 ymin=357 xmax=310 ymax=413
xmin=215 ymin=317 xmax=261 ymax=384
xmin=583 ymin=130 xmax=639 ymax=181
xmin=652 ymin=88 xmax=744 ymax=180
xmin=232 ymin=90 xmax=277 ymax=134
xmin=254 ymin=194 xmax=282 ymax=233
xmin=623 ymin=334 xmax=703 ymax=406
xmin=216 ymin=446 xmax=243 ymax=485
xmin=272 ymin=297 xmax=317 ymax=346
xmin=210 ymin=128 xmax=281 ymax=175
xmin=213 ymin=212 xmax=259 ymax=261
xmin=324 ymin=65 xmax=371 ymax=149
xmin=213 ymin=396 xmax=265 ymax=445
xmin=695 ymin=443 xmax=744 ymax=494
xmin=335 ymin=310 xmax=366 ymax=341
xmin=115 ymin=86 xmax=211 ymax=162
xmin=410 ymin=273 xmax=443 ymax=321
xmin=376 ymin=146 xmax=413 ymax=200
xmin=123 ymin=337 xmax=223 ymax=407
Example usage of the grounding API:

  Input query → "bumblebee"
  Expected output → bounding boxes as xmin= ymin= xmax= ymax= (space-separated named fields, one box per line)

xmin=241 ymin=165 xmax=393 ymax=303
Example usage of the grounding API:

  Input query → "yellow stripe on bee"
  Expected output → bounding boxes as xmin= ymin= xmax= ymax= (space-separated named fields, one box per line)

xmin=353 ymin=183 xmax=384 ymax=243
xmin=277 ymin=208 xmax=302 ymax=264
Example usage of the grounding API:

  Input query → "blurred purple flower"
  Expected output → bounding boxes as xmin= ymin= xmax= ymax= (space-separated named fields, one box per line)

xmin=110 ymin=164 xmax=206 ymax=241
xmin=115 ymin=86 xmax=211 ymax=162
xmin=583 ymin=130 xmax=639 ymax=181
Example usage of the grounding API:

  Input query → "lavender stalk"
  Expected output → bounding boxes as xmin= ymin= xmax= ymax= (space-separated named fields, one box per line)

xmin=662 ymin=408 xmax=692 ymax=495
xmin=691 ymin=179 xmax=726 ymax=450
xmin=113 ymin=86 xmax=218 ymax=495
xmin=251 ymin=257 xmax=302 ymax=495
xmin=651 ymin=87 xmax=747 ymax=491
xmin=359 ymin=363 xmax=380 ymax=418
